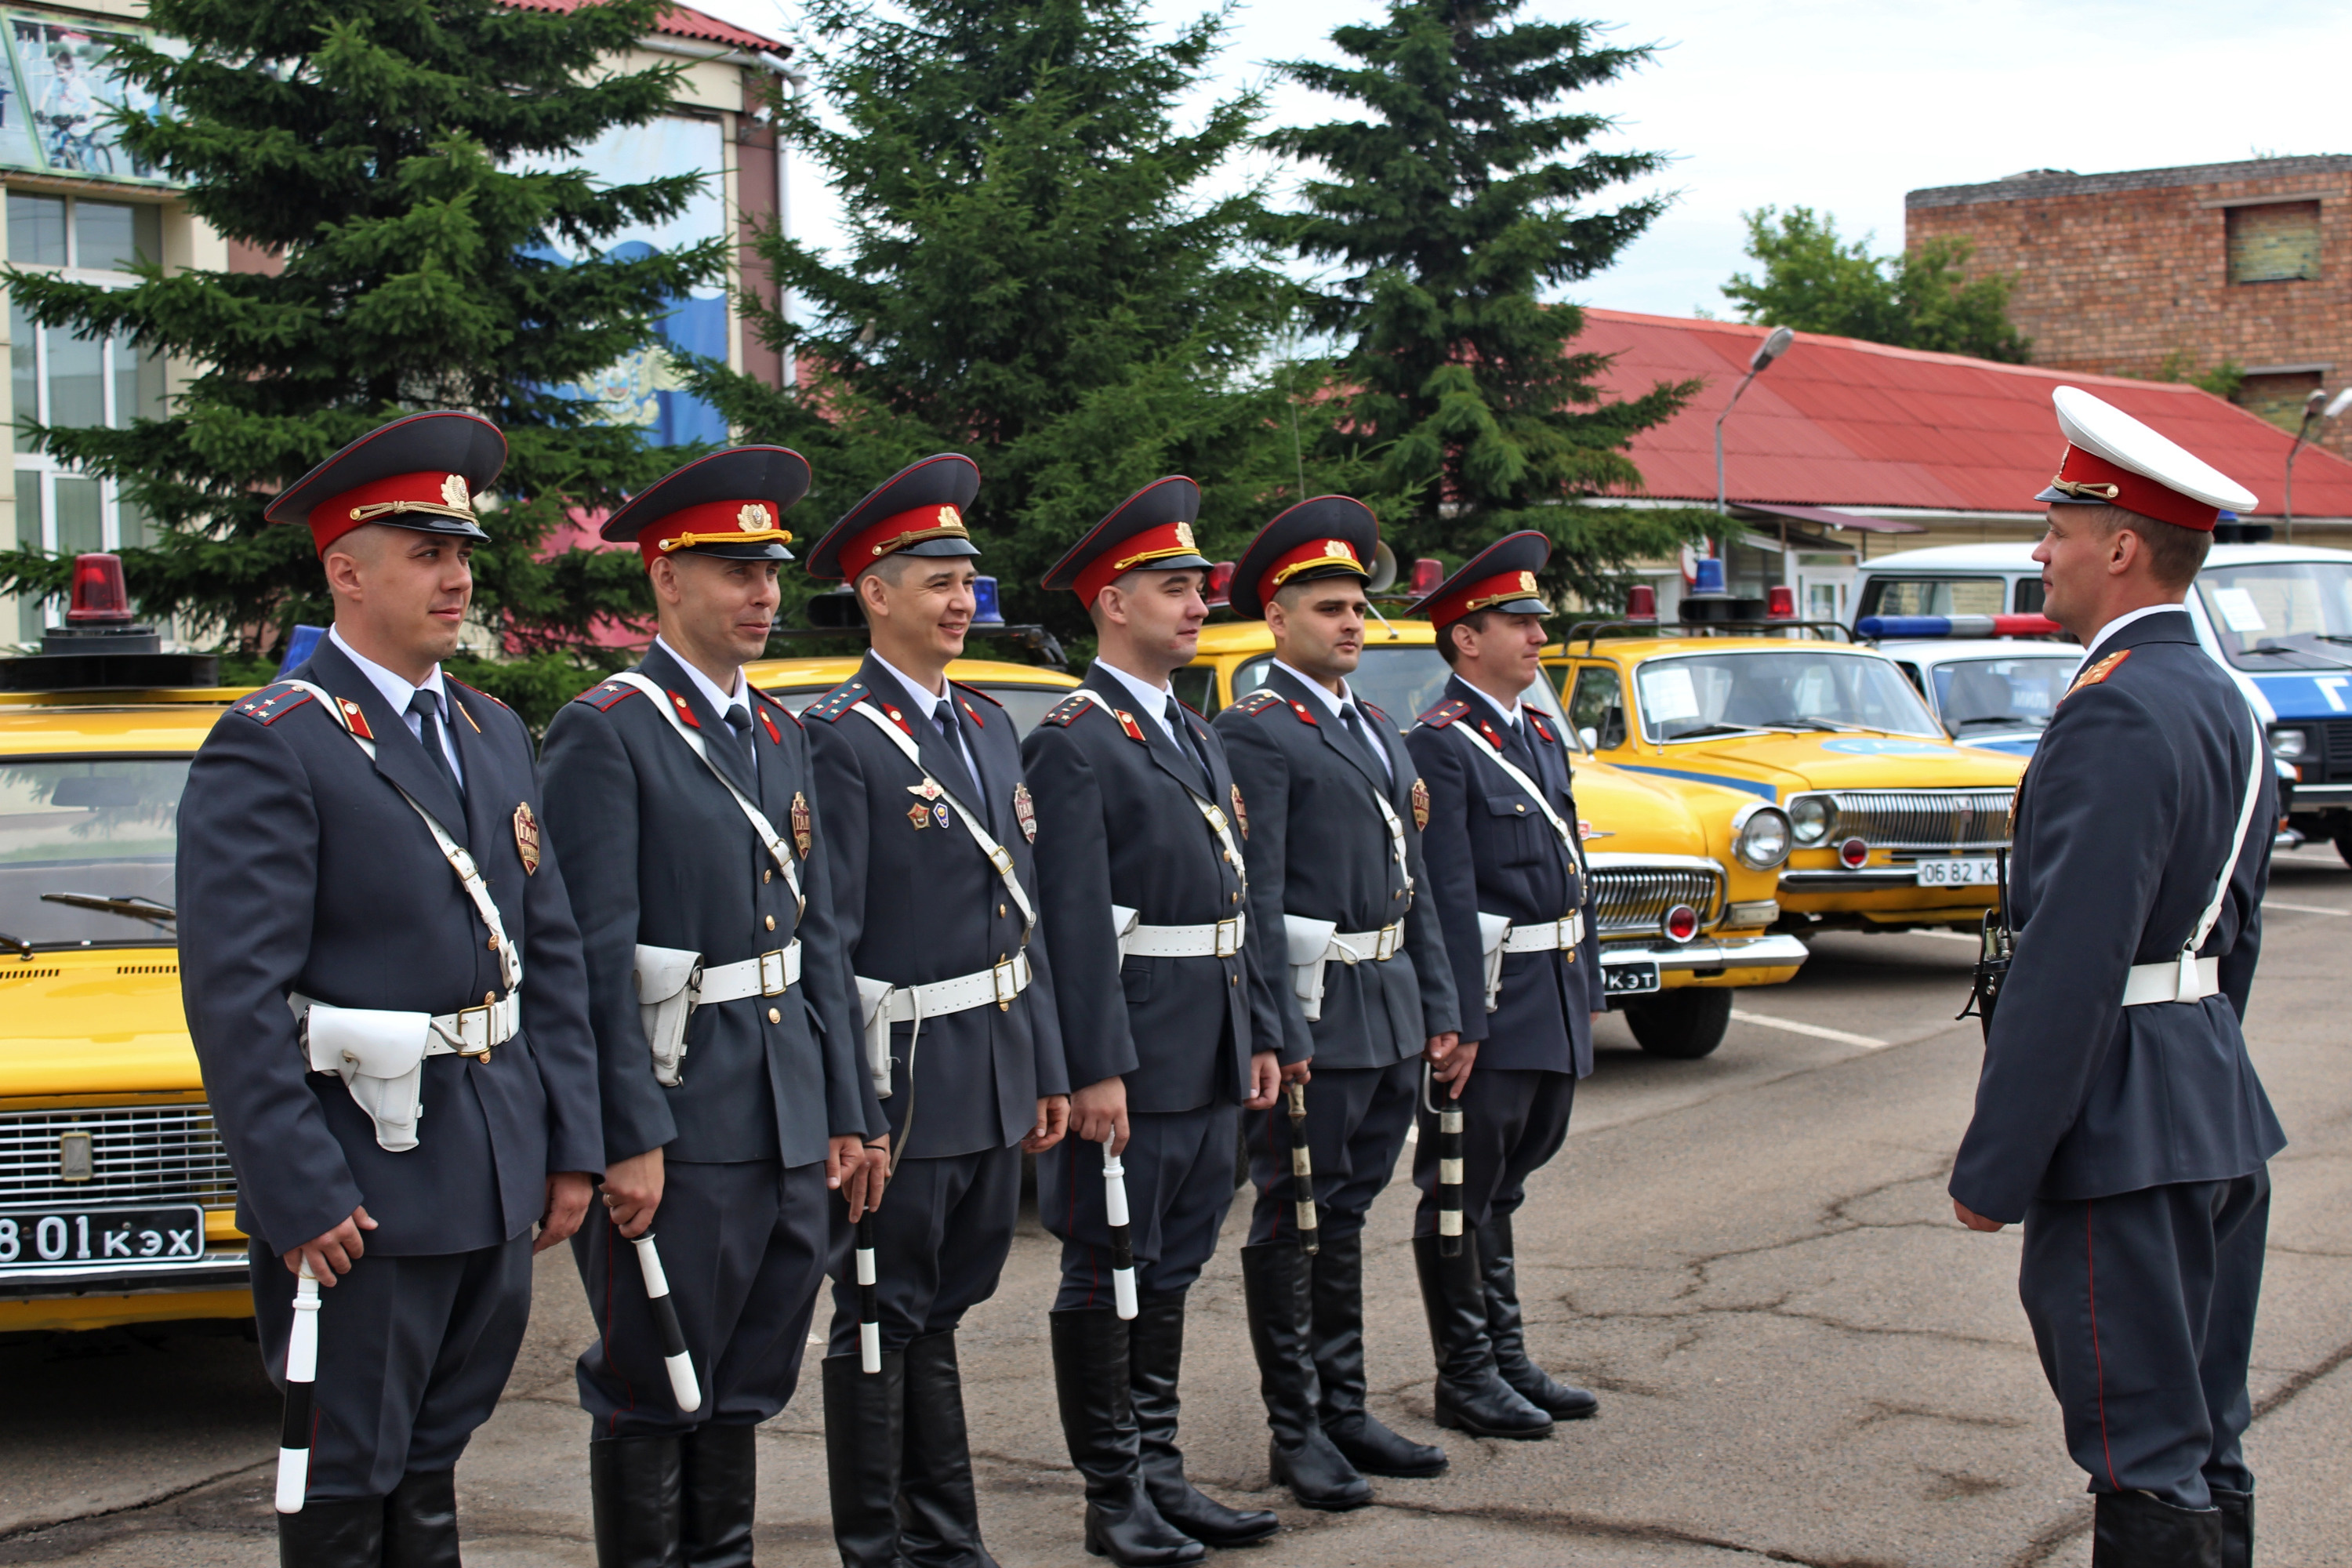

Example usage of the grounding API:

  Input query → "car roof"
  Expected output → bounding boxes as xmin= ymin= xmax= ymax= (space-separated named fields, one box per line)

xmin=1860 ymin=541 xmax=2352 ymax=574
xmin=0 ymin=696 xmax=234 ymax=753
xmin=745 ymin=654 xmax=1077 ymax=691
xmin=1193 ymin=617 xmax=1439 ymax=655
xmin=1873 ymin=639 xmax=2083 ymax=662
xmin=1554 ymin=636 xmax=1895 ymax=661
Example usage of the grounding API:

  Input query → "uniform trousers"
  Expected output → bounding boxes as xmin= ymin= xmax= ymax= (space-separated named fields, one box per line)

xmin=1042 ymin=1104 xmax=1239 ymax=1311
xmin=1410 ymin=1066 xmax=1576 ymax=1236
xmin=827 ymin=1145 xmax=1022 ymax=1358
xmin=574 ymin=1157 xmax=829 ymax=1436
xmin=2019 ymin=1169 xmax=2268 ymax=1509
xmin=251 ymin=1231 xmax=533 ymax=1501
xmin=1247 ymin=1057 xmax=1420 ymax=1245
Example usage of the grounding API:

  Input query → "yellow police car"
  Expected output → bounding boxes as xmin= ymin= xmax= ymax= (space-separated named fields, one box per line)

xmin=1181 ymin=617 xmax=1807 ymax=1058
xmin=747 ymin=653 xmax=1079 ymax=728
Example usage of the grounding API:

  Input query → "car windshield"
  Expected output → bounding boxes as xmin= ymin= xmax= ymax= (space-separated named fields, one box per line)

xmin=1232 ymin=647 xmax=1574 ymax=744
xmin=770 ymin=681 xmax=1073 ymax=737
xmin=2194 ymin=559 xmax=2352 ymax=671
xmin=0 ymin=757 xmax=187 ymax=950
xmin=1930 ymin=655 xmax=2082 ymax=733
xmin=1635 ymin=651 xmax=1942 ymax=741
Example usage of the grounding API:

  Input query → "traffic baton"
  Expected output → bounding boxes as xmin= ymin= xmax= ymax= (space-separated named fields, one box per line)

xmin=1283 ymin=1080 xmax=1319 ymax=1256
xmin=1102 ymin=1132 xmax=1138 ymax=1320
xmin=855 ymin=1214 xmax=882 ymax=1374
xmin=1426 ymin=1063 xmax=1465 ymax=1259
xmin=274 ymin=1259 xmax=320 ymax=1514
xmin=630 ymin=1232 xmax=702 ymax=1412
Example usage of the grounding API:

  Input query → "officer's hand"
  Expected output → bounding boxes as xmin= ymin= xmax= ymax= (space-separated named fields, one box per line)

xmin=1428 ymin=1035 xmax=1477 ymax=1098
xmin=1243 ymin=1051 xmax=1281 ymax=1111
xmin=602 ymin=1148 xmax=665 ymax=1240
xmin=1023 ymin=1095 xmax=1070 ymax=1153
xmin=284 ymin=1205 xmax=376 ymax=1284
xmin=1069 ymin=1077 xmax=1129 ymax=1155
xmin=833 ymin=1135 xmax=884 ymax=1220
xmin=1424 ymin=1031 xmax=1463 ymax=1066
xmin=1952 ymin=1199 xmax=2008 ymax=1233
xmin=1278 ymin=1058 xmax=1312 ymax=1087
xmin=536 ymin=1172 xmax=596 ymax=1253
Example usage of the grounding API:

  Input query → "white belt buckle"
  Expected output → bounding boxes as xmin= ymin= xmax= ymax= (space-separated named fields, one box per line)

xmin=760 ymin=949 xmax=788 ymax=996
xmin=2176 ymin=949 xmax=2200 ymax=1001
xmin=993 ymin=958 xmax=1019 ymax=1011
xmin=1215 ymin=919 xmax=1241 ymax=959
xmin=452 ymin=1002 xmax=494 ymax=1061
xmin=1375 ymin=924 xmax=1400 ymax=961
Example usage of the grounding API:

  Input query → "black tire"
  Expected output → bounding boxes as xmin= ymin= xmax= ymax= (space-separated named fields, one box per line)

xmin=1623 ymin=988 xmax=1733 ymax=1060
xmin=2334 ymin=832 xmax=2352 ymax=870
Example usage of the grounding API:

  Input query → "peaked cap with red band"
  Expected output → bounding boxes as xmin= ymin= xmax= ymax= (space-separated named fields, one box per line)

xmin=2034 ymin=386 xmax=2256 ymax=532
xmin=264 ymin=411 xmax=506 ymax=554
xmin=803 ymin=453 xmax=982 ymax=582
xmin=602 ymin=445 xmax=811 ymax=565
xmin=1408 ymin=530 xmax=1552 ymax=629
xmin=1043 ymin=476 xmax=1213 ymax=604
xmin=1228 ymin=495 xmax=1379 ymax=620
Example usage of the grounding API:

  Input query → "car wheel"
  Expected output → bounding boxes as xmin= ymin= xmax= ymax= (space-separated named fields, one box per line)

xmin=1624 ymin=989 xmax=1733 ymax=1059
xmin=2335 ymin=831 xmax=2352 ymax=870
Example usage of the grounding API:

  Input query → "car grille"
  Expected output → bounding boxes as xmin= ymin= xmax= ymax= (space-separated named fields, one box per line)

xmin=1589 ymin=865 xmax=1724 ymax=936
xmin=2314 ymin=719 xmax=2352 ymax=783
xmin=1829 ymin=789 xmax=2016 ymax=851
xmin=0 ymin=1105 xmax=237 ymax=1209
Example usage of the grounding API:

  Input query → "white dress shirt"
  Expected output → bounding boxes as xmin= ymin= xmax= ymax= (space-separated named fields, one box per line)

xmin=328 ymin=623 xmax=463 ymax=787
xmin=872 ymin=651 xmax=981 ymax=787
xmin=655 ymin=634 xmax=754 ymax=780
xmin=1270 ymin=657 xmax=1392 ymax=782
xmin=1093 ymin=656 xmax=1184 ymax=744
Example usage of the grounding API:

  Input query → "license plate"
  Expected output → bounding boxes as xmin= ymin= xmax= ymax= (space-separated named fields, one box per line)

xmin=1914 ymin=857 xmax=1998 ymax=887
xmin=1603 ymin=960 xmax=1661 ymax=996
xmin=0 ymin=1203 xmax=208 ymax=1276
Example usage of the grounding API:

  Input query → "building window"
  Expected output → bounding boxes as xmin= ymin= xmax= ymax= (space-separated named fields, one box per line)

xmin=2226 ymin=201 xmax=2321 ymax=284
xmin=6 ymin=191 xmax=165 ymax=638
xmin=2238 ymin=370 xmax=2325 ymax=434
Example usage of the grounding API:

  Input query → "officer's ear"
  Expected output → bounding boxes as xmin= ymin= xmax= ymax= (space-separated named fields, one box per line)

xmin=647 ymin=553 xmax=684 ymax=606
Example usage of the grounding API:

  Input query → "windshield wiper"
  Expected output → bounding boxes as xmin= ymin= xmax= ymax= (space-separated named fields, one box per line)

xmin=0 ymin=931 xmax=30 ymax=959
xmin=41 ymin=892 xmax=176 ymax=924
xmin=1666 ymin=722 xmax=1766 ymax=739
xmin=1951 ymin=714 xmax=2040 ymax=730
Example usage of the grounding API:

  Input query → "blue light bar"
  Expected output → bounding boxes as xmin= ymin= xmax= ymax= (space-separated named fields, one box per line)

xmin=277 ymin=623 xmax=325 ymax=677
xmin=971 ymin=575 xmax=1004 ymax=626
xmin=1857 ymin=613 xmax=2061 ymax=640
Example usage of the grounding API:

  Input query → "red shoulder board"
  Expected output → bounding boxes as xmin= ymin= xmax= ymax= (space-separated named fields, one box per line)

xmin=2064 ymin=648 xmax=2131 ymax=699
xmin=1527 ymin=713 xmax=1555 ymax=744
xmin=1232 ymin=690 xmax=1284 ymax=717
xmin=664 ymin=689 xmax=702 ymax=729
xmin=1113 ymin=708 xmax=1149 ymax=743
xmin=577 ymin=679 xmax=642 ymax=713
xmin=1417 ymin=699 xmax=1470 ymax=728
xmin=232 ymin=683 xmax=316 ymax=726
xmin=1039 ymin=695 xmax=1090 ymax=728
xmin=802 ymin=681 xmax=869 ymax=724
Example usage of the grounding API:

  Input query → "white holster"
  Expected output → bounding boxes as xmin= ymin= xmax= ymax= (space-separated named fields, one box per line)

xmin=1283 ymin=915 xmax=1339 ymax=1022
xmin=856 ymin=976 xmax=895 ymax=1099
xmin=1477 ymin=913 xmax=1513 ymax=1014
xmin=299 ymin=1001 xmax=434 ymax=1153
xmin=633 ymin=944 xmax=702 ymax=1088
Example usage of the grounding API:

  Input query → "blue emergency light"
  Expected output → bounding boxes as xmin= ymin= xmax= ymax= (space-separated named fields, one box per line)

xmin=277 ymin=623 xmax=325 ymax=677
xmin=1857 ymin=613 xmax=2060 ymax=640
xmin=971 ymin=575 xmax=1004 ymax=626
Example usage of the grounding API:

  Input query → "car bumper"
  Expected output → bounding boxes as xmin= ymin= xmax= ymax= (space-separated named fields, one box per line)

xmin=1600 ymin=932 xmax=1812 ymax=973
xmin=2283 ymin=782 xmax=2352 ymax=806
xmin=0 ymin=1250 xmax=250 ymax=1303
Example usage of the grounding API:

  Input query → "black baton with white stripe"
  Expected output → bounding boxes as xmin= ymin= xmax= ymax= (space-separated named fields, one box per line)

xmin=855 ymin=1214 xmax=881 ymax=1373
xmin=274 ymin=1260 xmax=320 ymax=1514
xmin=1102 ymin=1133 xmax=1138 ymax=1319
xmin=1426 ymin=1063 xmax=1465 ymax=1258
xmin=1283 ymin=1080 xmax=1318 ymax=1255
xmin=630 ymin=1232 xmax=702 ymax=1411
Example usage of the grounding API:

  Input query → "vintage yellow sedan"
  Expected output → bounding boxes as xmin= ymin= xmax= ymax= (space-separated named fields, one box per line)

xmin=1181 ymin=619 xmax=1807 ymax=1058
xmin=1546 ymin=632 xmax=2028 ymax=935
xmin=745 ymin=652 xmax=1078 ymax=728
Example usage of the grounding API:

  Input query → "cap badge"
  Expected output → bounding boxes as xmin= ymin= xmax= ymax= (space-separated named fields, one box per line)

xmin=442 ymin=473 xmax=470 ymax=510
xmin=790 ymin=791 xmax=812 ymax=858
xmin=1173 ymin=521 xmax=1197 ymax=551
xmin=513 ymin=801 xmax=541 ymax=875
xmin=739 ymin=503 xmax=768 ymax=532
xmin=938 ymin=506 xmax=961 ymax=528
xmin=1230 ymin=783 xmax=1249 ymax=840
xmin=907 ymin=801 xmax=931 ymax=831
xmin=1410 ymin=777 xmax=1430 ymax=831
xmin=1013 ymin=781 xmax=1036 ymax=843
xmin=1519 ymin=571 xmax=1537 ymax=592
xmin=1327 ymin=539 xmax=1354 ymax=561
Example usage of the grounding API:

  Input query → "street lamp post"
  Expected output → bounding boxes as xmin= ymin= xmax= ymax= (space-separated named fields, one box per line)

xmin=1715 ymin=325 xmax=1795 ymax=516
xmin=2285 ymin=386 xmax=2352 ymax=543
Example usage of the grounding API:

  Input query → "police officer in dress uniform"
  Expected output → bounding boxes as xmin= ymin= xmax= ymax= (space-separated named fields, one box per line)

xmin=179 ymin=413 xmax=603 ymax=1567
xmin=1022 ymin=478 xmax=1283 ymax=1565
xmin=1211 ymin=499 xmax=1463 ymax=1508
xmin=1403 ymin=532 xmax=1602 ymax=1441
xmin=1951 ymin=388 xmax=2285 ymax=1568
xmin=798 ymin=455 xmax=1071 ymax=1568
xmin=538 ymin=448 xmax=882 ymax=1568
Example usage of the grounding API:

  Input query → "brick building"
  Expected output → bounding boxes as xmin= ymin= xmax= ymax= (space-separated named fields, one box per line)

xmin=1906 ymin=157 xmax=2352 ymax=452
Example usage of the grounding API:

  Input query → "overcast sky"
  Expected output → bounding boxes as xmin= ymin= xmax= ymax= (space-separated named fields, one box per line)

xmin=693 ymin=0 xmax=2352 ymax=321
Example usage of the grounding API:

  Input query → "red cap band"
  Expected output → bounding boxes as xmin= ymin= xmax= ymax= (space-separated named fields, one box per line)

xmin=2053 ymin=446 xmax=2220 ymax=532
xmin=1256 ymin=535 xmax=1366 ymax=608
xmin=637 ymin=498 xmax=789 ymax=564
xmin=840 ymin=503 xmax=970 ymax=578
xmin=310 ymin=470 xmax=477 ymax=553
xmin=1425 ymin=568 xmax=1544 ymax=630
xmin=1073 ymin=519 xmax=1204 ymax=604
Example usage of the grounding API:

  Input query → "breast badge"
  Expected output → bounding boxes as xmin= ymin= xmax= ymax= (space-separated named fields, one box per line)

xmin=513 ymin=801 xmax=541 ymax=874
xmin=1410 ymin=777 xmax=1430 ymax=830
xmin=790 ymin=791 xmax=812 ymax=858
xmin=1013 ymin=781 xmax=1037 ymax=843
xmin=934 ymin=800 xmax=952 ymax=829
xmin=907 ymin=801 xmax=931 ymax=831
xmin=1231 ymin=784 xmax=1249 ymax=839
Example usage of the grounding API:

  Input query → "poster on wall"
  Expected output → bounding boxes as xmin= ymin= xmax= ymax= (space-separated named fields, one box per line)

xmin=532 ymin=114 xmax=729 ymax=448
xmin=0 ymin=12 xmax=174 ymax=183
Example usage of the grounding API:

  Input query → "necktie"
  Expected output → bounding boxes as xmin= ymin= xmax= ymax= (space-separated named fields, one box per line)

xmin=1340 ymin=702 xmax=1390 ymax=782
xmin=932 ymin=698 xmax=982 ymax=804
xmin=725 ymin=703 xmax=757 ymax=780
xmin=1164 ymin=697 xmax=1209 ymax=786
xmin=408 ymin=688 xmax=464 ymax=804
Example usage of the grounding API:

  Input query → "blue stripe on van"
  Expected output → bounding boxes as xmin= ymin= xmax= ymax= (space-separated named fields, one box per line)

xmin=1613 ymin=764 xmax=1782 ymax=802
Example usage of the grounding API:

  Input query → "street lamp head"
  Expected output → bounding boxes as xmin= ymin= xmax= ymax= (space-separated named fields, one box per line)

xmin=2326 ymin=387 xmax=2352 ymax=419
xmin=2304 ymin=387 xmax=2330 ymax=414
xmin=1751 ymin=326 xmax=1795 ymax=372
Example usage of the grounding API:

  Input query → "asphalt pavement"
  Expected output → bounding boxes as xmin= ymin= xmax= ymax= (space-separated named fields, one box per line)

xmin=5 ymin=846 xmax=2348 ymax=1567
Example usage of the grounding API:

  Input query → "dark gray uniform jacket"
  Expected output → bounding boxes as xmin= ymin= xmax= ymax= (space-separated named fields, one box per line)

xmin=1214 ymin=664 xmax=1460 ymax=1069
xmin=178 ymin=639 xmax=603 ymax=1256
xmin=803 ymin=654 xmax=1069 ymax=1155
xmin=538 ymin=642 xmax=876 ymax=1168
xmin=1951 ymin=609 xmax=2288 ymax=1224
xmin=1022 ymin=666 xmax=1261 ymax=1111
xmin=1406 ymin=676 xmax=1602 ymax=1076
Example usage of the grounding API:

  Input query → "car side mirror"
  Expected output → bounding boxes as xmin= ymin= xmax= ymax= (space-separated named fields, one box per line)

xmin=1579 ymin=726 xmax=1599 ymax=752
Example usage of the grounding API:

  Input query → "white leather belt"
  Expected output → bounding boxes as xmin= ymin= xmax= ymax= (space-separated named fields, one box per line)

xmin=1330 ymin=922 xmax=1403 ymax=963
xmin=869 ymin=953 xmax=1033 ymax=1023
xmin=1501 ymin=913 xmax=1584 ymax=954
xmin=695 ymin=943 xmax=802 ymax=1004
xmin=1123 ymin=915 xmax=1246 ymax=960
xmin=290 ymin=989 xmax=522 ymax=1060
xmin=2122 ymin=953 xmax=2220 ymax=1007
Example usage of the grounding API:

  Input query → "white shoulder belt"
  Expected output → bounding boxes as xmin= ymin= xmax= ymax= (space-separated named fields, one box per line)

xmin=1063 ymin=689 xmax=1249 ymax=962
xmin=1442 ymin=716 xmax=1589 ymax=1012
xmin=2120 ymin=710 xmax=2266 ymax=1007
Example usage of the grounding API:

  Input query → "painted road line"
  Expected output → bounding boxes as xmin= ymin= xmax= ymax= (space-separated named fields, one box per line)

xmin=2264 ymin=900 xmax=2349 ymax=916
xmin=1900 ymin=928 xmax=1979 ymax=942
xmin=1729 ymin=1010 xmax=1889 ymax=1050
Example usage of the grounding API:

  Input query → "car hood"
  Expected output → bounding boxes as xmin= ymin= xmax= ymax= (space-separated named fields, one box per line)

xmin=1621 ymin=731 xmax=2026 ymax=796
xmin=0 ymin=950 xmax=198 ymax=1098
xmin=1571 ymin=760 xmax=1711 ymax=858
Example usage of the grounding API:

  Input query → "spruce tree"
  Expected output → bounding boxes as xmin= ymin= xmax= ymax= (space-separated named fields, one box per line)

xmin=0 ymin=0 xmax=724 ymax=706
xmin=1266 ymin=1 xmax=1711 ymax=606
xmin=678 ymin=0 xmax=1305 ymax=644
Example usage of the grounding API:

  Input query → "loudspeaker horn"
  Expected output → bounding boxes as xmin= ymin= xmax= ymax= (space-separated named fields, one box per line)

xmin=1365 ymin=540 xmax=1399 ymax=594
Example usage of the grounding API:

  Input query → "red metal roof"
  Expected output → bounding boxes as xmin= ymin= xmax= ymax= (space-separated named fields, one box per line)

xmin=497 ymin=0 xmax=784 ymax=53
xmin=1581 ymin=309 xmax=2352 ymax=521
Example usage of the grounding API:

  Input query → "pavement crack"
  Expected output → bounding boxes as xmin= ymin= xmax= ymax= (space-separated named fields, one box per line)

xmin=0 ymin=1459 xmax=271 ymax=1559
xmin=1362 ymin=1494 xmax=1904 ymax=1566
xmin=1858 ymin=1399 xmax=2030 ymax=1432
xmin=2251 ymin=1333 xmax=2352 ymax=1422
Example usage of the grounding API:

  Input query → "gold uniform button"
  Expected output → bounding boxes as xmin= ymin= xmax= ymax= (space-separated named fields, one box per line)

xmin=768 ymin=1007 xmax=781 ymax=1024
xmin=765 ymin=915 xmax=777 ymax=931
xmin=1229 ymin=975 xmax=1238 ymax=985
xmin=1515 ymin=804 xmax=1526 ymax=814
xmin=487 ymin=934 xmax=499 ymax=950
xmin=999 ymin=903 xmax=1007 ymax=917
xmin=764 ymin=869 xmax=772 ymax=884
xmin=1230 ymin=891 xmax=1239 ymax=904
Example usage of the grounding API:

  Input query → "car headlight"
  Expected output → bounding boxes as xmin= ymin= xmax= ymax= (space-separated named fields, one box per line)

xmin=2270 ymin=726 xmax=2311 ymax=761
xmin=1732 ymin=804 xmax=1793 ymax=869
xmin=1788 ymin=794 xmax=1837 ymax=845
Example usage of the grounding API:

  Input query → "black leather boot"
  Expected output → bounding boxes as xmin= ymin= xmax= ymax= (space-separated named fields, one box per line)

xmin=1410 ymin=1234 xmax=1552 ymax=1439
xmin=589 ymin=1436 xmax=684 ymax=1568
xmin=679 ymin=1423 xmax=757 ymax=1568
xmin=1130 ymin=1290 xmax=1279 ymax=1546
xmin=1308 ymin=1231 xmax=1446 ymax=1478
xmin=2210 ymin=1488 xmax=2252 ymax=1568
xmin=1237 ymin=1243 xmax=1370 ymax=1510
xmin=279 ymin=1496 xmax=384 ymax=1568
xmin=383 ymin=1469 xmax=460 ymax=1568
xmin=1047 ymin=1308 xmax=1203 ymax=1565
xmin=2092 ymin=1490 xmax=2224 ymax=1568
xmin=1480 ymin=1215 xmax=1597 ymax=1421
xmin=902 ymin=1330 xmax=1001 ymax=1568
xmin=824 ymin=1351 xmax=906 ymax=1568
